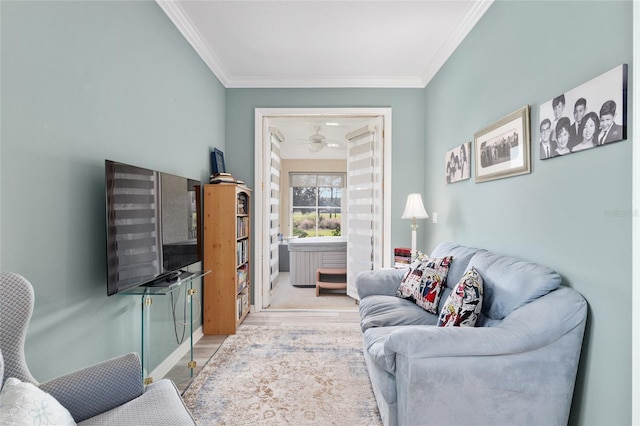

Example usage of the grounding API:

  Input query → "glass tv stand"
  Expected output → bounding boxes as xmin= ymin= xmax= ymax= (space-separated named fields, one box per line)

xmin=121 ymin=270 xmax=210 ymax=385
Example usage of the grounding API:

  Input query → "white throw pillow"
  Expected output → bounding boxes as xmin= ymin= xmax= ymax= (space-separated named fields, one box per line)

xmin=0 ymin=377 xmax=76 ymax=425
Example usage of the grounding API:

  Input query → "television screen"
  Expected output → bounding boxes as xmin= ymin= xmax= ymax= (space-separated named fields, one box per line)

xmin=105 ymin=160 xmax=201 ymax=295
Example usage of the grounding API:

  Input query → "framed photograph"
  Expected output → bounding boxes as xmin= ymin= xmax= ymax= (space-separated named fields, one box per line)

xmin=211 ymin=148 xmax=226 ymax=175
xmin=474 ymin=105 xmax=531 ymax=183
xmin=538 ymin=64 xmax=627 ymax=159
xmin=445 ymin=142 xmax=471 ymax=183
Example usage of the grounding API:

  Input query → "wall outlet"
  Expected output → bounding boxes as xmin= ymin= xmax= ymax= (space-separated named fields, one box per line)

xmin=432 ymin=212 xmax=438 ymax=223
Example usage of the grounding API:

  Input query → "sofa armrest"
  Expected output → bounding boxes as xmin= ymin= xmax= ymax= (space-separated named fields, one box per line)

xmin=384 ymin=287 xmax=586 ymax=368
xmin=384 ymin=287 xmax=587 ymax=426
xmin=39 ymin=353 xmax=144 ymax=423
xmin=356 ymin=268 xmax=406 ymax=299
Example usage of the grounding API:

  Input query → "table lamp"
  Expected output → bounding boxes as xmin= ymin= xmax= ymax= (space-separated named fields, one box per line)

xmin=401 ymin=193 xmax=429 ymax=260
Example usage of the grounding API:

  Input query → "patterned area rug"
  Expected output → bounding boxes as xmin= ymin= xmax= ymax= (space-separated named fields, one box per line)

xmin=183 ymin=325 xmax=382 ymax=425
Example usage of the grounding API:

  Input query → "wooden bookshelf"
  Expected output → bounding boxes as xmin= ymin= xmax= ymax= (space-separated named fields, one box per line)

xmin=202 ymin=183 xmax=251 ymax=334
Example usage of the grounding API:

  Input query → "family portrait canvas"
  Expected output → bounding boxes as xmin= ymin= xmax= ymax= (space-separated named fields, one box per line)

xmin=445 ymin=142 xmax=471 ymax=183
xmin=539 ymin=64 xmax=627 ymax=160
xmin=474 ymin=105 xmax=531 ymax=183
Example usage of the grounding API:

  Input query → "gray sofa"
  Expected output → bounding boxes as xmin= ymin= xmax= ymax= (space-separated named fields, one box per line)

xmin=357 ymin=242 xmax=587 ymax=426
xmin=0 ymin=272 xmax=196 ymax=425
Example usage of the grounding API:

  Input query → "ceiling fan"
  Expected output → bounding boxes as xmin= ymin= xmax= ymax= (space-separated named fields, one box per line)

xmin=297 ymin=125 xmax=346 ymax=152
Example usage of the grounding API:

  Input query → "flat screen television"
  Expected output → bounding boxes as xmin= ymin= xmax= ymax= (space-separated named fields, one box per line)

xmin=105 ymin=160 xmax=202 ymax=295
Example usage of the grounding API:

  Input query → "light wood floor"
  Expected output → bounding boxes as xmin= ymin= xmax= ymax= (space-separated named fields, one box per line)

xmin=164 ymin=310 xmax=361 ymax=393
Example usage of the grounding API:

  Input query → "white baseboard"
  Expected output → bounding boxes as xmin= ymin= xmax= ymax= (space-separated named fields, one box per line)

xmin=150 ymin=325 xmax=204 ymax=381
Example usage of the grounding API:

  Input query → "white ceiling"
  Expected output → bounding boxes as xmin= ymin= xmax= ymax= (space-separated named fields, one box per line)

xmin=156 ymin=0 xmax=493 ymax=158
xmin=157 ymin=0 xmax=493 ymax=89
xmin=268 ymin=115 xmax=374 ymax=159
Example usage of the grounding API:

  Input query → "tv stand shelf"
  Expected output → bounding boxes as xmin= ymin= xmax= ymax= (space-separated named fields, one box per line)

xmin=121 ymin=270 xmax=210 ymax=385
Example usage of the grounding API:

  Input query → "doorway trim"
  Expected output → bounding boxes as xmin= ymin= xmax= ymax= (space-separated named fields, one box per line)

xmin=254 ymin=107 xmax=393 ymax=312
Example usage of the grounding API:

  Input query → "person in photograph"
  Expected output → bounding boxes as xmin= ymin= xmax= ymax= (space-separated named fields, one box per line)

xmin=554 ymin=117 xmax=572 ymax=156
xmin=598 ymin=100 xmax=623 ymax=145
xmin=446 ymin=152 xmax=456 ymax=183
xmin=459 ymin=144 xmax=469 ymax=179
xmin=569 ymin=98 xmax=587 ymax=149
xmin=571 ymin=111 xmax=600 ymax=153
xmin=453 ymin=154 xmax=461 ymax=180
xmin=551 ymin=94 xmax=566 ymax=144
xmin=539 ymin=118 xmax=555 ymax=159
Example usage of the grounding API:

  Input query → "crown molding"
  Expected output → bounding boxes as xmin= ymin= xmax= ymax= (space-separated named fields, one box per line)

xmin=420 ymin=0 xmax=494 ymax=86
xmin=224 ymin=76 xmax=426 ymax=89
xmin=157 ymin=0 xmax=492 ymax=89
xmin=155 ymin=0 xmax=231 ymax=87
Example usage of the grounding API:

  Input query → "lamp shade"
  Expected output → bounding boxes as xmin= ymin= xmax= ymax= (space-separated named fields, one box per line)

xmin=401 ymin=193 xmax=429 ymax=219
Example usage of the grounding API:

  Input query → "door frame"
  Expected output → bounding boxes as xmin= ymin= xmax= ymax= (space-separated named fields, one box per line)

xmin=254 ymin=107 xmax=393 ymax=312
xmin=632 ymin=2 xmax=639 ymax=422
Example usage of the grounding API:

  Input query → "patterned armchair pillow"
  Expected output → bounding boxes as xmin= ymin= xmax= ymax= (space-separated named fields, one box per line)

xmin=438 ymin=267 xmax=484 ymax=327
xmin=396 ymin=253 xmax=453 ymax=314
xmin=0 ymin=378 xmax=76 ymax=426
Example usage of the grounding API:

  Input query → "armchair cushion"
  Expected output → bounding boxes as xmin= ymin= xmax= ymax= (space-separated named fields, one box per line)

xmin=39 ymin=353 xmax=143 ymax=423
xmin=0 ymin=377 xmax=76 ymax=426
xmin=79 ymin=380 xmax=196 ymax=426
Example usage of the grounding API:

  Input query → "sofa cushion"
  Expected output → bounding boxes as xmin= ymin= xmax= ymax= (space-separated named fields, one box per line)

xmin=395 ymin=254 xmax=452 ymax=314
xmin=438 ymin=267 xmax=484 ymax=327
xmin=359 ymin=295 xmax=438 ymax=332
xmin=468 ymin=251 xmax=561 ymax=320
xmin=430 ymin=242 xmax=486 ymax=289
xmin=0 ymin=377 xmax=76 ymax=426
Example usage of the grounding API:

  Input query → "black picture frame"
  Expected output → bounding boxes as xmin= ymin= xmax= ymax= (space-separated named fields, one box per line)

xmin=211 ymin=148 xmax=226 ymax=175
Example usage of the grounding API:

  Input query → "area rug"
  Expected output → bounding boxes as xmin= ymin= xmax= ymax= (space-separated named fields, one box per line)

xmin=182 ymin=325 xmax=382 ymax=425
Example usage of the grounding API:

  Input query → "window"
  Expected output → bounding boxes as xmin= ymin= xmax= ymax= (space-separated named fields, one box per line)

xmin=290 ymin=173 xmax=345 ymax=238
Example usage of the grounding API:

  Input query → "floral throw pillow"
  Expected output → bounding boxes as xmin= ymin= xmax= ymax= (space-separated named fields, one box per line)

xmin=396 ymin=254 xmax=453 ymax=314
xmin=0 ymin=377 xmax=76 ymax=426
xmin=438 ymin=267 xmax=484 ymax=327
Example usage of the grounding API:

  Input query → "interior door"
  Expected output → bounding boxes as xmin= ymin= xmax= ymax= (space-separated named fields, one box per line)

xmin=345 ymin=117 xmax=384 ymax=299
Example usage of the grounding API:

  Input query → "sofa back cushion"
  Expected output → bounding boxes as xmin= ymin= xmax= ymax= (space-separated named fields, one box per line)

xmin=467 ymin=251 xmax=561 ymax=320
xmin=430 ymin=242 xmax=486 ymax=288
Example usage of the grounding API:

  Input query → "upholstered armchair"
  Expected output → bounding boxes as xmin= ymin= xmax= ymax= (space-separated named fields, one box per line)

xmin=0 ymin=272 xmax=196 ymax=425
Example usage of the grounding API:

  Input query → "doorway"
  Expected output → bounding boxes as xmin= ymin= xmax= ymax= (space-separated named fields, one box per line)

xmin=253 ymin=108 xmax=392 ymax=311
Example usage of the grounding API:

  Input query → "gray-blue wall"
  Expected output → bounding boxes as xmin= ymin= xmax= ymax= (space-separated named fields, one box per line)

xmin=423 ymin=1 xmax=633 ymax=424
xmin=225 ymin=88 xmax=427 ymax=250
xmin=1 ymin=0 xmax=225 ymax=379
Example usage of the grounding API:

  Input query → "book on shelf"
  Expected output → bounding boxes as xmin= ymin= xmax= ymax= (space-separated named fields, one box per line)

xmin=236 ymin=239 xmax=249 ymax=265
xmin=237 ymin=291 xmax=249 ymax=319
xmin=237 ymin=216 xmax=249 ymax=237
